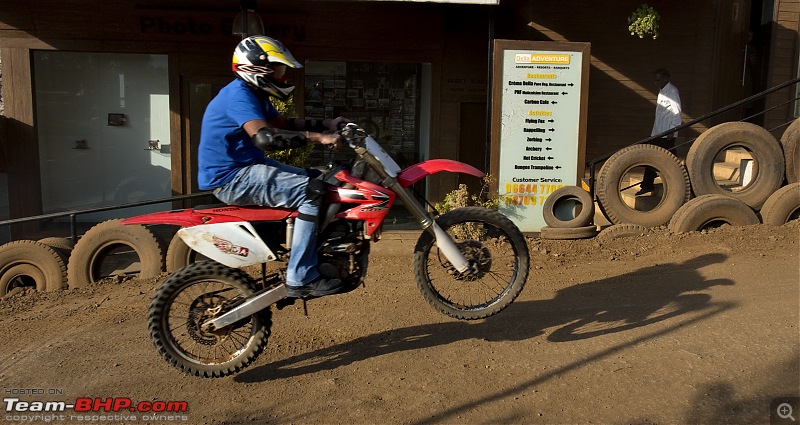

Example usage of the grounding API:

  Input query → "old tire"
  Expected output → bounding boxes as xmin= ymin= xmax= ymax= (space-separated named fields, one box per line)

xmin=540 ymin=225 xmax=598 ymax=240
xmin=596 ymin=223 xmax=652 ymax=240
xmin=542 ymin=186 xmax=595 ymax=228
xmin=687 ymin=121 xmax=785 ymax=208
xmin=67 ymin=219 xmax=164 ymax=289
xmin=780 ymin=118 xmax=800 ymax=183
xmin=0 ymin=240 xmax=67 ymax=295
xmin=668 ymin=194 xmax=760 ymax=233
xmin=166 ymin=233 xmax=194 ymax=273
xmin=596 ymin=144 xmax=691 ymax=227
xmin=37 ymin=237 xmax=74 ymax=253
xmin=760 ymin=183 xmax=800 ymax=226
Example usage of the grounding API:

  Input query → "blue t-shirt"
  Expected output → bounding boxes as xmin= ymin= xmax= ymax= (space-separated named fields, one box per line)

xmin=197 ymin=79 xmax=280 ymax=190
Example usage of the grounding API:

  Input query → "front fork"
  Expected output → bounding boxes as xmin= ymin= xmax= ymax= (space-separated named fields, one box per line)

xmin=355 ymin=148 xmax=470 ymax=273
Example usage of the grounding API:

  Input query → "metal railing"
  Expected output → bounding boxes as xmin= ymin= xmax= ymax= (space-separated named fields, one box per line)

xmin=584 ymin=77 xmax=800 ymax=199
xmin=0 ymin=192 xmax=213 ymax=244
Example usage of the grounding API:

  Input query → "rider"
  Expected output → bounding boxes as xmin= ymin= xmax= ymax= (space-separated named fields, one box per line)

xmin=197 ymin=35 xmax=346 ymax=298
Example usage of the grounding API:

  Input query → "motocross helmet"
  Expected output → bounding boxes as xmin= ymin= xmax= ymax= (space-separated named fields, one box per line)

xmin=232 ymin=35 xmax=303 ymax=101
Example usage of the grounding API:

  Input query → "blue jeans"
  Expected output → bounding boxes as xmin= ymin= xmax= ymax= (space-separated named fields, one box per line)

xmin=213 ymin=158 xmax=320 ymax=287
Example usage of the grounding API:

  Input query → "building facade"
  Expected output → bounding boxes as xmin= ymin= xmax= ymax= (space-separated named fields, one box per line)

xmin=0 ymin=0 xmax=797 ymax=238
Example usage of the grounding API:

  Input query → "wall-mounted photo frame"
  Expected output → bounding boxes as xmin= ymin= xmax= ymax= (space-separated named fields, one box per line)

xmin=108 ymin=113 xmax=126 ymax=126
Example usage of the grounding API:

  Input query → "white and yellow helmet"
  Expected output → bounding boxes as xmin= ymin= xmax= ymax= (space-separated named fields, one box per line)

xmin=232 ymin=35 xmax=302 ymax=101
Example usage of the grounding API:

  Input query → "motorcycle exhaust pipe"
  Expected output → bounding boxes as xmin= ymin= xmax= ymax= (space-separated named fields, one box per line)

xmin=202 ymin=285 xmax=288 ymax=331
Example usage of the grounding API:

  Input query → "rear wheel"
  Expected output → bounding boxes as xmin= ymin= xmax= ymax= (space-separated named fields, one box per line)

xmin=413 ymin=207 xmax=529 ymax=320
xmin=148 ymin=262 xmax=271 ymax=378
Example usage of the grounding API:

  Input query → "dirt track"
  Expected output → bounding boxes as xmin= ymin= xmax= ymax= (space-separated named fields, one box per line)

xmin=1 ymin=221 xmax=799 ymax=424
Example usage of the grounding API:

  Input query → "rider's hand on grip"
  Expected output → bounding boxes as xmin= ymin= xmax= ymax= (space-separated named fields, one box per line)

xmin=324 ymin=116 xmax=350 ymax=132
xmin=318 ymin=133 xmax=342 ymax=151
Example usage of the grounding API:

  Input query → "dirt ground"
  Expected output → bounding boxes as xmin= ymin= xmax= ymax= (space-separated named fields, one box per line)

xmin=1 ymin=221 xmax=798 ymax=425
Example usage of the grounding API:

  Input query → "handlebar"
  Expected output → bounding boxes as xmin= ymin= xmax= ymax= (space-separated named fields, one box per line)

xmin=337 ymin=123 xmax=368 ymax=149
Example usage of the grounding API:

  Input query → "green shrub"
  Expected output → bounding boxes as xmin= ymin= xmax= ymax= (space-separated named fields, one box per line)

xmin=434 ymin=174 xmax=499 ymax=214
xmin=268 ymin=97 xmax=314 ymax=167
xmin=628 ymin=4 xmax=660 ymax=39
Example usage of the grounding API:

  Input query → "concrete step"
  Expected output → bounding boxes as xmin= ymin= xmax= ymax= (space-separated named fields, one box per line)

xmin=619 ymin=181 xmax=664 ymax=211
xmin=722 ymin=147 xmax=752 ymax=164
xmin=713 ymin=161 xmax=740 ymax=181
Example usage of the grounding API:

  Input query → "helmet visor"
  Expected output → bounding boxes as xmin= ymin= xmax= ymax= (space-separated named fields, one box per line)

xmin=269 ymin=64 xmax=287 ymax=81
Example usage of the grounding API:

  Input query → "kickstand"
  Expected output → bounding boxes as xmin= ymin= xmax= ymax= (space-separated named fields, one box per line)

xmin=302 ymin=298 xmax=309 ymax=316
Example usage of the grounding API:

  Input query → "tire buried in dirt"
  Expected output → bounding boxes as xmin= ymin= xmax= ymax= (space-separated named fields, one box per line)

xmin=542 ymin=185 xmax=595 ymax=228
xmin=780 ymin=117 xmax=800 ymax=183
xmin=540 ymin=225 xmax=598 ymax=240
xmin=596 ymin=144 xmax=691 ymax=227
xmin=413 ymin=207 xmax=529 ymax=320
xmin=0 ymin=240 xmax=67 ymax=295
xmin=67 ymin=219 xmax=164 ymax=288
xmin=668 ymin=194 xmax=760 ymax=233
xmin=596 ymin=223 xmax=652 ymax=240
xmin=37 ymin=237 xmax=74 ymax=268
xmin=166 ymin=232 xmax=195 ymax=273
xmin=37 ymin=237 xmax=75 ymax=253
xmin=759 ymin=182 xmax=800 ymax=226
xmin=687 ymin=121 xmax=785 ymax=208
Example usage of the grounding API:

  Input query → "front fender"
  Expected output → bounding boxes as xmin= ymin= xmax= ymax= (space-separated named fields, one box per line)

xmin=397 ymin=159 xmax=484 ymax=187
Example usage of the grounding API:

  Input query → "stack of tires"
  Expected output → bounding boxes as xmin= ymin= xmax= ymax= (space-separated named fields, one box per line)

xmin=542 ymin=120 xmax=800 ymax=240
xmin=0 ymin=219 xmax=166 ymax=298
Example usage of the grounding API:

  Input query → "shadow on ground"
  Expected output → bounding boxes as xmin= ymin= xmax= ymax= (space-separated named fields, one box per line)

xmin=236 ymin=253 xmax=734 ymax=384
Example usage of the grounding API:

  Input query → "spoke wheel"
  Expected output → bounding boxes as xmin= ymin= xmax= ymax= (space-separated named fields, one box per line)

xmin=414 ymin=207 xmax=529 ymax=320
xmin=149 ymin=262 xmax=271 ymax=378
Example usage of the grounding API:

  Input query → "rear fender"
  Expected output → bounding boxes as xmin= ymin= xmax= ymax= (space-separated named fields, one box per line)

xmin=120 ymin=206 xmax=295 ymax=227
xmin=397 ymin=159 xmax=484 ymax=188
xmin=120 ymin=209 xmax=205 ymax=227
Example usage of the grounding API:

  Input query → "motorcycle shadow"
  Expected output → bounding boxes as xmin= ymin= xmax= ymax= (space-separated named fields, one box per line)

xmin=236 ymin=252 xmax=734 ymax=383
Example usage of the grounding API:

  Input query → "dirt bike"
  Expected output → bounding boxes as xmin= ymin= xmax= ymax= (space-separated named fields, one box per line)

xmin=121 ymin=123 xmax=530 ymax=378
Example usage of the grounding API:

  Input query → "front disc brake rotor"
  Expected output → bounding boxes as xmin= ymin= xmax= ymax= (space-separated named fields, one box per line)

xmin=441 ymin=240 xmax=492 ymax=281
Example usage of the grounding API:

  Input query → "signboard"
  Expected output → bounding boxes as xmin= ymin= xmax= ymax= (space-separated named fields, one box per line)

xmin=490 ymin=40 xmax=590 ymax=233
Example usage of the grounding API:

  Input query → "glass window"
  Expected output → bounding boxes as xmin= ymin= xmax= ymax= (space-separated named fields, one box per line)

xmin=303 ymin=60 xmax=430 ymax=170
xmin=303 ymin=60 xmax=431 ymax=229
xmin=34 ymin=52 xmax=170 ymax=221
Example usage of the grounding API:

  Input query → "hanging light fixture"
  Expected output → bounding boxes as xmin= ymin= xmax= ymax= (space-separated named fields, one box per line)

xmin=232 ymin=0 xmax=265 ymax=38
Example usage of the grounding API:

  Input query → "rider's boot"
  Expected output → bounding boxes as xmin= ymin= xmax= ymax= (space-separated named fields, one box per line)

xmin=285 ymin=277 xmax=343 ymax=298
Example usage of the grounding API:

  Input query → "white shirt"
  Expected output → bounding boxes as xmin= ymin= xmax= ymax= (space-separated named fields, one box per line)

xmin=651 ymin=81 xmax=682 ymax=138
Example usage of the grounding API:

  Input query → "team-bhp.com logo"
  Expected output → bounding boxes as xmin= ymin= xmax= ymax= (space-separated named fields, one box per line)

xmin=5 ymin=397 xmax=189 ymax=422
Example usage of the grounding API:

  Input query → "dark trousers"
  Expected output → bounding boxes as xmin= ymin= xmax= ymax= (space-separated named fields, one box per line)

xmin=641 ymin=136 xmax=675 ymax=189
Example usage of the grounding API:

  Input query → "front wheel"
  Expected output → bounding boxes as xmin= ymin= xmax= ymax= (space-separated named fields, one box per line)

xmin=148 ymin=262 xmax=272 ymax=378
xmin=413 ymin=207 xmax=530 ymax=320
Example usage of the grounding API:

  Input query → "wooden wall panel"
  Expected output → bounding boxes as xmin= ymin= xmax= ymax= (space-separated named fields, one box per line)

xmin=0 ymin=0 xmax=796 ymax=212
xmin=1 ymin=47 xmax=43 ymax=237
xmin=495 ymin=0 xmax=720 ymax=162
xmin=765 ymin=0 xmax=799 ymax=135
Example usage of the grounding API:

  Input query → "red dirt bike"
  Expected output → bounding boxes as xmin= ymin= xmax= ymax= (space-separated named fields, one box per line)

xmin=122 ymin=123 xmax=529 ymax=378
